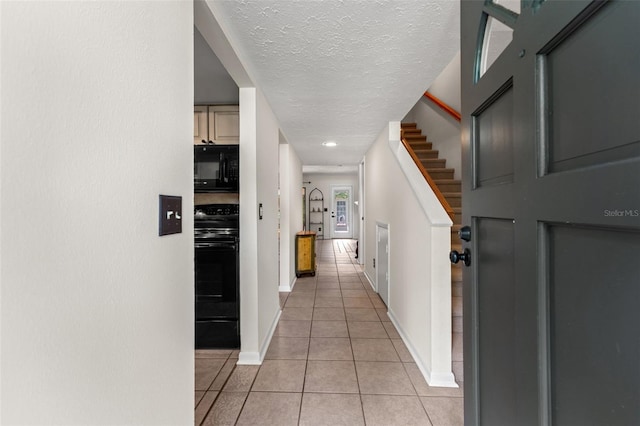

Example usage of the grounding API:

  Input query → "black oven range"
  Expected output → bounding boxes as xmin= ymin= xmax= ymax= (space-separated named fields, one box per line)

xmin=194 ymin=203 xmax=239 ymax=349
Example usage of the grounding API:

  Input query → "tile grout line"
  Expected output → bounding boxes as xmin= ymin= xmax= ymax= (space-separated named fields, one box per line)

xmin=231 ymin=360 xmax=262 ymax=426
xmin=343 ymin=239 xmax=369 ymax=425
xmin=297 ymin=266 xmax=318 ymax=425
xmin=197 ymin=352 xmax=231 ymax=426
xmin=335 ymin=239 xmax=370 ymax=425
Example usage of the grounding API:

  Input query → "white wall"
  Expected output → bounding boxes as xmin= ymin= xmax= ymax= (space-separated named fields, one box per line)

xmin=238 ymin=88 xmax=281 ymax=364
xmin=363 ymin=124 xmax=456 ymax=387
xmin=302 ymin=173 xmax=359 ymax=240
xmin=256 ymin=89 xmax=282 ymax=354
xmin=405 ymin=52 xmax=462 ymax=180
xmin=1 ymin=2 xmax=193 ymax=424
xmin=279 ymin=142 xmax=304 ymax=291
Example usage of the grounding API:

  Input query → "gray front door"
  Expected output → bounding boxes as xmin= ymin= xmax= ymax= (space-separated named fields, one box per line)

xmin=460 ymin=1 xmax=640 ymax=424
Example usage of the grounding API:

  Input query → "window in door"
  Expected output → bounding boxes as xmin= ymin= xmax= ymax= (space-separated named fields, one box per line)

xmin=475 ymin=1 xmax=518 ymax=81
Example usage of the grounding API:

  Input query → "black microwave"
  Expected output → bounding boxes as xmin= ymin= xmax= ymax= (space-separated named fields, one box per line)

xmin=194 ymin=145 xmax=239 ymax=192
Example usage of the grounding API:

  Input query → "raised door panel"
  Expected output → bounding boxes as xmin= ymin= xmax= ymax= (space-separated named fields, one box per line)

xmin=475 ymin=218 xmax=516 ymax=425
xmin=547 ymin=224 xmax=640 ymax=425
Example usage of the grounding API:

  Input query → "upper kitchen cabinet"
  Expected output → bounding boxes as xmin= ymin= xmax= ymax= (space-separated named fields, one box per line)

xmin=194 ymin=105 xmax=239 ymax=145
xmin=194 ymin=106 xmax=208 ymax=144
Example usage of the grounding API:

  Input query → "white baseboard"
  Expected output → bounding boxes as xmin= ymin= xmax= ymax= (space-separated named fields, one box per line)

xmin=363 ymin=270 xmax=376 ymax=292
xmin=387 ymin=309 xmax=458 ymax=388
xmin=278 ymin=276 xmax=296 ymax=292
xmin=259 ymin=308 xmax=281 ymax=360
xmin=237 ymin=351 xmax=261 ymax=365
xmin=237 ymin=308 xmax=282 ymax=366
xmin=428 ymin=371 xmax=459 ymax=387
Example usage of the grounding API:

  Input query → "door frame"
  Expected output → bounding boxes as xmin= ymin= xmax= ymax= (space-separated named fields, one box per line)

xmin=357 ymin=161 xmax=365 ymax=265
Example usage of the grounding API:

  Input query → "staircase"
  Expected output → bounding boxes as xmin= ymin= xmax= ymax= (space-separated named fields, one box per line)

xmin=401 ymin=122 xmax=463 ymax=383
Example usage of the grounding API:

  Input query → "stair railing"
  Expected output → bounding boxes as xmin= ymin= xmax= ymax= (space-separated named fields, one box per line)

xmin=423 ymin=91 xmax=461 ymax=122
xmin=400 ymin=129 xmax=455 ymax=221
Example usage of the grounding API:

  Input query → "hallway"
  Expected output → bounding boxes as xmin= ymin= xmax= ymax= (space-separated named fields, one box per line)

xmin=195 ymin=239 xmax=463 ymax=425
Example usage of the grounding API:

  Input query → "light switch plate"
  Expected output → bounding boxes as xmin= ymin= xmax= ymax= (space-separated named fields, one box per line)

xmin=159 ymin=195 xmax=182 ymax=236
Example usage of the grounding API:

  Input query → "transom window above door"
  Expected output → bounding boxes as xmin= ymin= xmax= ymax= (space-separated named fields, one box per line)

xmin=475 ymin=0 xmax=520 ymax=81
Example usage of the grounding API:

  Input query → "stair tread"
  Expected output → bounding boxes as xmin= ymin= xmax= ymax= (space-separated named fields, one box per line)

xmin=426 ymin=167 xmax=455 ymax=173
xmin=429 ymin=172 xmax=455 ymax=180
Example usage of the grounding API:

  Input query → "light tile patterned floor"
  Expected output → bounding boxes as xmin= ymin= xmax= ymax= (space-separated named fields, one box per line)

xmin=195 ymin=239 xmax=463 ymax=425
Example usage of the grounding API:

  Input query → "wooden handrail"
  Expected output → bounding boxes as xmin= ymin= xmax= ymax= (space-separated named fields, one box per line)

xmin=400 ymin=132 xmax=455 ymax=221
xmin=423 ymin=91 xmax=461 ymax=122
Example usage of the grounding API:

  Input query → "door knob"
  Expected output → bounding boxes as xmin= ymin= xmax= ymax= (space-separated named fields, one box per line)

xmin=450 ymin=248 xmax=471 ymax=267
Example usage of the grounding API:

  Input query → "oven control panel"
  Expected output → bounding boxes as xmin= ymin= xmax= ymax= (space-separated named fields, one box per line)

xmin=194 ymin=204 xmax=239 ymax=217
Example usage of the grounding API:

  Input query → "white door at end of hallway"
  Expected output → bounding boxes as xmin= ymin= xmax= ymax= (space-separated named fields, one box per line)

xmin=376 ymin=224 xmax=389 ymax=306
xmin=330 ymin=185 xmax=353 ymax=239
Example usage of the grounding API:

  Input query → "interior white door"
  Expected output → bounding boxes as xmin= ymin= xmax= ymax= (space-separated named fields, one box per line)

xmin=330 ymin=185 xmax=353 ymax=239
xmin=376 ymin=224 xmax=389 ymax=306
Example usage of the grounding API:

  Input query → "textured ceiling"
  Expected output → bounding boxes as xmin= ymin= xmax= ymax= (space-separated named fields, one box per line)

xmin=208 ymin=0 xmax=460 ymax=168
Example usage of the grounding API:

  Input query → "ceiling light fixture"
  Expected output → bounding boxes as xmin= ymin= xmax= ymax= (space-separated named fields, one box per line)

xmin=322 ymin=141 xmax=337 ymax=147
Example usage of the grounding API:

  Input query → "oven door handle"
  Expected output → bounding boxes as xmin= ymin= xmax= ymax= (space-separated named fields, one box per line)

xmin=195 ymin=242 xmax=238 ymax=250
